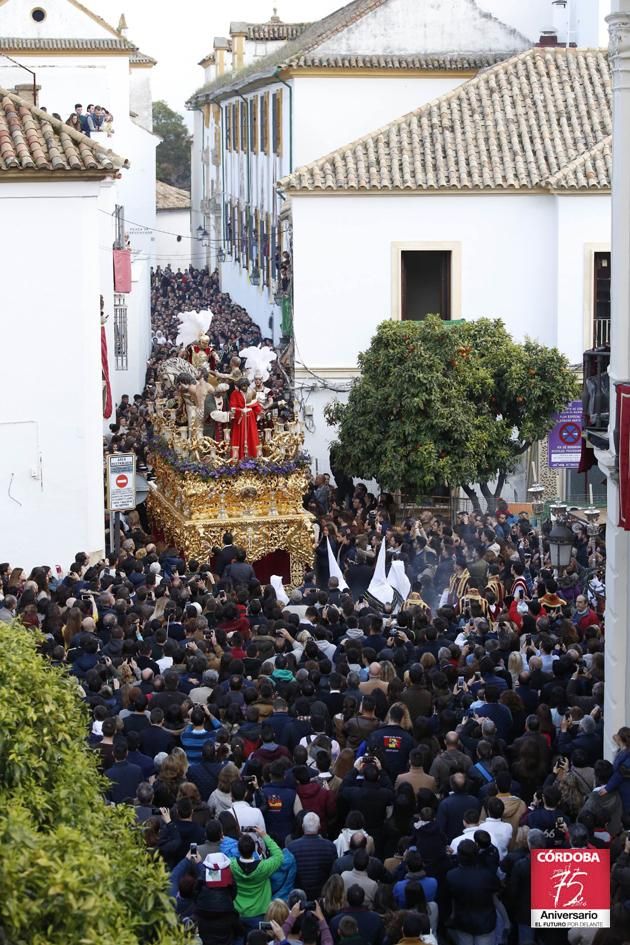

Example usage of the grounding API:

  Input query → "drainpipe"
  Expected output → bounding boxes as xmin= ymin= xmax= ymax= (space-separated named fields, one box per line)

xmin=274 ymin=70 xmax=293 ymax=173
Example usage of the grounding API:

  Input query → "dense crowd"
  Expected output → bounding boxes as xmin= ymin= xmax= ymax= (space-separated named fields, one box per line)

xmin=0 ymin=267 xmax=622 ymax=945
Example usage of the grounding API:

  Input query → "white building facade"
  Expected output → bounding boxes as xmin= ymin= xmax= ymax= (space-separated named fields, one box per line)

xmin=189 ymin=0 xmax=563 ymax=339
xmin=0 ymin=0 xmax=159 ymax=408
xmin=279 ymin=46 xmax=612 ymax=483
xmin=155 ymin=180 xmax=192 ymax=271
xmin=0 ymin=95 xmax=126 ymax=569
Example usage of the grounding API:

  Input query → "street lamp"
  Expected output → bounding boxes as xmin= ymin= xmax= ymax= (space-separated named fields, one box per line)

xmin=583 ymin=505 xmax=601 ymax=565
xmin=250 ymin=267 xmax=261 ymax=286
xmin=528 ymin=482 xmax=545 ymax=520
xmin=548 ymin=518 xmax=574 ymax=570
xmin=549 ymin=500 xmax=568 ymax=520
xmin=217 ymin=247 xmax=226 ymax=263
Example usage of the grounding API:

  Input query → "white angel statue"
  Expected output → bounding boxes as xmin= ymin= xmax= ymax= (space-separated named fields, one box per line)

xmin=176 ymin=309 xmax=214 ymax=371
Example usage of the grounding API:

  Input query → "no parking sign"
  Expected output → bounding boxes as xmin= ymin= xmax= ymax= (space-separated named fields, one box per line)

xmin=106 ymin=453 xmax=136 ymax=511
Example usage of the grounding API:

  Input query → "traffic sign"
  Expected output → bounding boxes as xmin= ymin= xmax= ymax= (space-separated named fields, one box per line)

xmin=106 ymin=454 xmax=136 ymax=511
xmin=558 ymin=422 xmax=581 ymax=446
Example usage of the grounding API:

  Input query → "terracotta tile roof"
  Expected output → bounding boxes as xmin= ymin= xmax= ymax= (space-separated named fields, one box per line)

xmin=291 ymin=52 xmax=510 ymax=70
xmin=246 ymin=21 xmax=310 ymax=41
xmin=156 ymin=180 xmax=191 ymax=210
xmin=0 ymin=90 xmax=127 ymax=175
xmin=279 ymin=48 xmax=611 ymax=194
xmin=545 ymin=136 xmax=612 ymax=190
xmin=0 ymin=36 xmax=136 ymax=51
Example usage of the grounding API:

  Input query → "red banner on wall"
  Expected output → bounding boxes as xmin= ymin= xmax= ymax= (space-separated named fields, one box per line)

xmin=113 ymin=249 xmax=132 ymax=293
xmin=617 ymin=383 xmax=630 ymax=529
xmin=101 ymin=325 xmax=112 ymax=419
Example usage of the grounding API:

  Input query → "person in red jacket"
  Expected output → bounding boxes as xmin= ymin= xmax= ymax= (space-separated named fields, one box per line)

xmin=573 ymin=594 xmax=601 ymax=637
xmin=294 ymin=765 xmax=336 ymax=836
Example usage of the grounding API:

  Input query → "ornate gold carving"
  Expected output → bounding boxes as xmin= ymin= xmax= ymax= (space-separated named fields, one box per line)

xmin=148 ymin=378 xmax=313 ymax=585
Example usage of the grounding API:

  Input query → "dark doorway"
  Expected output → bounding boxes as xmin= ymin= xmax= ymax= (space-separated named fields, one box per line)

xmin=401 ymin=250 xmax=451 ymax=321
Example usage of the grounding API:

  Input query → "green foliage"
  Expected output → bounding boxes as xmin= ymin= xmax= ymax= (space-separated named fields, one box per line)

xmin=153 ymin=100 xmax=192 ymax=190
xmin=0 ymin=623 xmax=185 ymax=945
xmin=327 ymin=316 xmax=579 ymax=499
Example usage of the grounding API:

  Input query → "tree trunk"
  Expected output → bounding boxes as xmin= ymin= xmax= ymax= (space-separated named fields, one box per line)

xmin=479 ymin=473 xmax=506 ymax=514
xmin=461 ymin=483 xmax=482 ymax=513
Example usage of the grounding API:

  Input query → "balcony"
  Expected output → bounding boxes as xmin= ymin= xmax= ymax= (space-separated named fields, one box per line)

xmin=582 ymin=346 xmax=610 ymax=450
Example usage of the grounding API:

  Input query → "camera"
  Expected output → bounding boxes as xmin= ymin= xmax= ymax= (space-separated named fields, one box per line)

xmin=189 ymin=843 xmax=197 ymax=856
xmin=259 ymin=922 xmax=273 ymax=932
xmin=303 ymin=901 xmax=317 ymax=911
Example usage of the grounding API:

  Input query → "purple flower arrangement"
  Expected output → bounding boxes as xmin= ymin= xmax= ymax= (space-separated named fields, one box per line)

xmin=149 ymin=436 xmax=310 ymax=481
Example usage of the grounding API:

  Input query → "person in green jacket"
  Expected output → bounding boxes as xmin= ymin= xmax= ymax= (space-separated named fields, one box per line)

xmin=230 ymin=826 xmax=283 ymax=929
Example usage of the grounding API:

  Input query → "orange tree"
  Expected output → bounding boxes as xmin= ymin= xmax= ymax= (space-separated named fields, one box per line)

xmin=325 ymin=316 xmax=579 ymax=510
xmin=0 ymin=622 xmax=185 ymax=945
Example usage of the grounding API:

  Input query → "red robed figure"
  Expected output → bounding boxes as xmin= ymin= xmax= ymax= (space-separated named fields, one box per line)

xmin=229 ymin=386 xmax=262 ymax=459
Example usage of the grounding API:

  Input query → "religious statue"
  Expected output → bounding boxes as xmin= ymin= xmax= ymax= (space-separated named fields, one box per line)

xmin=175 ymin=309 xmax=215 ymax=370
xmin=176 ymin=372 xmax=201 ymax=440
xmin=229 ymin=378 xmax=262 ymax=460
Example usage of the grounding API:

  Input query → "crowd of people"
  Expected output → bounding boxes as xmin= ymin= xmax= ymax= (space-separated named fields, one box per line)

xmin=66 ymin=102 xmax=115 ymax=137
xmin=0 ymin=267 xmax=622 ymax=945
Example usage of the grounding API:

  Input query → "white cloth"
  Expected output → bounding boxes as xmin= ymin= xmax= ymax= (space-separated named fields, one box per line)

xmin=387 ymin=559 xmax=411 ymax=606
xmin=230 ymin=801 xmax=265 ymax=832
xmin=478 ymin=817 xmax=512 ymax=861
xmin=270 ymin=575 xmax=289 ymax=606
xmin=449 ymin=824 xmax=481 ymax=853
xmin=327 ymin=538 xmax=349 ymax=591
xmin=366 ymin=539 xmax=394 ymax=608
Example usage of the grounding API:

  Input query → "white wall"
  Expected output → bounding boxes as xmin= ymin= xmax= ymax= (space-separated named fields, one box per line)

xmin=314 ymin=0 xmax=528 ymax=55
xmin=291 ymin=192 xmax=611 ymax=469
xmin=0 ymin=180 xmax=106 ymax=569
xmin=220 ymin=257 xmax=278 ymax=340
xmin=289 ymin=192 xmax=614 ymax=468
xmin=117 ymin=118 xmax=158 ymax=259
xmin=292 ymin=74 xmax=465 ymax=168
xmin=291 ymin=193 xmax=556 ymax=368
xmin=0 ymin=54 xmax=130 ymax=128
xmin=0 ymin=0 xmax=115 ymax=38
xmin=555 ymin=195 xmax=610 ymax=364
xmin=190 ymin=108 xmax=206 ymax=269
xmin=155 ymin=208 xmax=192 ymax=270
xmin=129 ymin=66 xmax=153 ymax=133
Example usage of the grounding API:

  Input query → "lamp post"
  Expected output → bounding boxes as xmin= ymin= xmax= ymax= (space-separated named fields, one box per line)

xmin=583 ymin=505 xmax=601 ymax=566
xmin=548 ymin=507 xmax=574 ymax=573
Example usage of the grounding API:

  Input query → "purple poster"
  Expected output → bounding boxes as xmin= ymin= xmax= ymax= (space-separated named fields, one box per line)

xmin=548 ymin=400 xmax=583 ymax=468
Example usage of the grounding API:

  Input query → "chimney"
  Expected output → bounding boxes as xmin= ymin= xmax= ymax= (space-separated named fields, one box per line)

xmin=213 ymin=37 xmax=231 ymax=77
xmin=536 ymin=30 xmax=560 ymax=46
xmin=551 ymin=0 xmax=568 ymax=45
xmin=229 ymin=22 xmax=248 ymax=72
xmin=14 ymin=82 xmax=41 ymax=106
xmin=117 ymin=13 xmax=128 ymax=35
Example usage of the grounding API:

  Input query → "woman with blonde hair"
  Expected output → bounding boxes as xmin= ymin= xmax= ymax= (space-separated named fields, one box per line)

xmin=380 ymin=660 xmax=397 ymax=684
xmin=385 ymin=701 xmax=413 ymax=732
xmin=507 ymin=651 xmax=524 ymax=686
xmin=266 ymin=900 xmax=290 ymax=925
xmin=320 ymin=874 xmax=346 ymax=919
